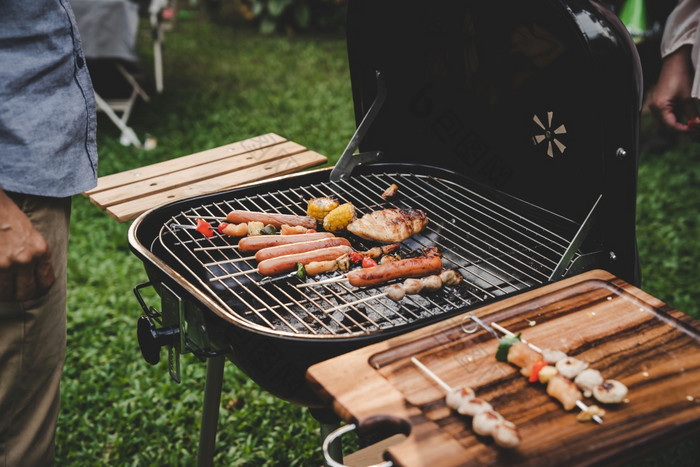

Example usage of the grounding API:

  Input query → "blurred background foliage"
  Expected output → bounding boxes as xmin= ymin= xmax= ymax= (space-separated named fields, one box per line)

xmin=206 ymin=0 xmax=348 ymax=35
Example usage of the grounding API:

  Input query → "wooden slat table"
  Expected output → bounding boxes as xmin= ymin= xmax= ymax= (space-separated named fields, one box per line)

xmin=84 ymin=133 xmax=328 ymax=222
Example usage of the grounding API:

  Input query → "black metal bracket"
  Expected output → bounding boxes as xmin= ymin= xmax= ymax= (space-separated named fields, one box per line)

xmin=133 ymin=281 xmax=228 ymax=384
xmin=549 ymin=194 xmax=602 ymax=281
xmin=330 ymin=70 xmax=386 ymax=181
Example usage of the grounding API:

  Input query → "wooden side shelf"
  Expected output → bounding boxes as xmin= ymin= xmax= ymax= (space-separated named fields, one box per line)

xmin=84 ymin=133 xmax=327 ymax=222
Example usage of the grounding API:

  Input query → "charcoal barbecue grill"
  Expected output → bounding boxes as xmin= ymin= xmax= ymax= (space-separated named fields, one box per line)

xmin=128 ymin=0 xmax=642 ymax=463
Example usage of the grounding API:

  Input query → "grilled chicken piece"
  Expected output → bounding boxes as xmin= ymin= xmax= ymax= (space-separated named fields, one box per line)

xmin=347 ymin=208 xmax=428 ymax=243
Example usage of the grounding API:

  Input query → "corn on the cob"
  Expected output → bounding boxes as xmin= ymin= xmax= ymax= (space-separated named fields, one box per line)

xmin=323 ymin=202 xmax=355 ymax=232
xmin=307 ymin=197 xmax=339 ymax=222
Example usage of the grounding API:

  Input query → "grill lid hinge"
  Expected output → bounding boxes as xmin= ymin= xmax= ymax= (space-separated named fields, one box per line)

xmin=330 ymin=70 xmax=386 ymax=181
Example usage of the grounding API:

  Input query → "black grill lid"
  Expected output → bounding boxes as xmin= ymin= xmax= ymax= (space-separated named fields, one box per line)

xmin=345 ymin=0 xmax=642 ymax=225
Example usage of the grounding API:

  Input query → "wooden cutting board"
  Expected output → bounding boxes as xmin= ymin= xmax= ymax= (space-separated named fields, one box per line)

xmin=306 ymin=270 xmax=700 ymax=466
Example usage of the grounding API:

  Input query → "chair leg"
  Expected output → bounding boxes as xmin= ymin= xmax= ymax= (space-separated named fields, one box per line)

xmin=94 ymin=92 xmax=142 ymax=148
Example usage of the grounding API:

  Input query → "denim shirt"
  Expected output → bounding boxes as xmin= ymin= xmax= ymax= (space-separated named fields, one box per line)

xmin=0 ymin=0 xmax=98 ymax=197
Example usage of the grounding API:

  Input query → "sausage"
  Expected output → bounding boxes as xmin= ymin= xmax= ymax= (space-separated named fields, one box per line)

xmin=347 ymin=255 xmax=442 ymax=288
xmin=238 ymin=232 xmax=334 ymax=252
xmin=257 ymin=245 xmax=353 ymax=276
xmin=255 ymin=237 xmax=351 ymax=262
xmin=226 ymin=210 xmax=317 ymax=229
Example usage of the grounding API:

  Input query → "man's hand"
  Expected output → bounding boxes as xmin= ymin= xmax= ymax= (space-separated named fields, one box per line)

xmin=649 ymin=45 xmax=700 ymax=132
xmin=0 ymin=190 xmax=55 ymax=301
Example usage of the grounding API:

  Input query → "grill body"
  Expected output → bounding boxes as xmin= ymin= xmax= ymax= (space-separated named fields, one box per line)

xmin=129 ymin=0 xmax=643 ymax=407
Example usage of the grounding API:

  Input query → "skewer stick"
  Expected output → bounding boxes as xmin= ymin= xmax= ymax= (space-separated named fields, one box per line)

xmin=296 ymin=274 xmax=349 ymax=288
xmin=468 ymin=317 xmax=603 ymax=424
xmin=194 ymin=244 xmax=239 ymax=252
xmin=182 ymin=214 xmax=227 ymax=221
xmin=209 ymin=268 xmax=258 ymax=281
xmin=321 ymin=292 xmax=388 ymax=314
xmin=203 ymin=255 xmax=255 ymax=267
xmin=410 ymin=357 xmax=453 ymax=393
xmin=491 ymin=322 xmax=543 ymax=353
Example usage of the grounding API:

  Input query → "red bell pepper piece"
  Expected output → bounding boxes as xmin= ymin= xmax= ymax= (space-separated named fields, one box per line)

xmin=196 ymin=218 xmax=214 ymax=238
xmin=529 ymin=360 xmax=547 ymax=383
xmin=350 ymin=252 xmax=363 ymax=264
xmin=217 ymin=222 xmax=229 ymax=233
xmin=361 ymin=256 xmax=378 ymax=268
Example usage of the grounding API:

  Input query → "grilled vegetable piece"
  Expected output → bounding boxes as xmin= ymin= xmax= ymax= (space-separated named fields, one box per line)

xmin=238 ymin=232 xmax=335 ymax=252
xmin=592 ymin=379 xmax=628 ymax=404
xmin=528 ymin=360 xmax=547 ymax=383
xmin=555 ymin=357 xmax=589 ymax=379
xmin=323 ymin=202 xmax=356 ymax=233
xmin=472 ymin=410 xmax=504 ymax=437
xmin=247 ymin=221 xmax=265 ymax=236
xmin=226 ymin=210 xmax=317 ymax=229
xmin=496 ymin=333 xmax=521 ymax=362
xmin=546 ymin=375 xmax=583 ymax=411
xmin=492 ymin=420 xmax=520 ymax=448
xmin=347 ymin=208 xmax=428 ymax=243
xmin=307 ymin=197 xmax=339 ymax=222
xmin=538 ymin=365 xmax=558 ymax=384
xmin=195 ymin=218 xmax=214 ymax=237
xmin=361 ymin=256 xmax=378 ymax=268
xmin=260 ymin=225 xmax=277 ymax=235
xmin=507 ymin=341 xmax=543 ymax=377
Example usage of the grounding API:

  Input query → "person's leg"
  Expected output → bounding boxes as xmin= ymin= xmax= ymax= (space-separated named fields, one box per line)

xmin=0 ymin=194 xmax=71 ymax=467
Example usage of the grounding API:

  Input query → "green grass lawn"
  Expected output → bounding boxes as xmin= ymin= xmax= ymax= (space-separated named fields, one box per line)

xmin=57 ymin=6 xmax=700 ymax=465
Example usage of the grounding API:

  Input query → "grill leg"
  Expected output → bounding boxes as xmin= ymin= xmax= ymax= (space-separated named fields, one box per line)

xmin=197 ymin=355 xmax=225 ymax=467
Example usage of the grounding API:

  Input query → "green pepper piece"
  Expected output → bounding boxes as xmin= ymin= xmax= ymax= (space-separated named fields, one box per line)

xmin=296 ymin=262 xmax=307 ymax=280
xmin=495 ymin=333 xmax=521 ymax=362
xmin=261 ymin=224 xmax=277 ymax=235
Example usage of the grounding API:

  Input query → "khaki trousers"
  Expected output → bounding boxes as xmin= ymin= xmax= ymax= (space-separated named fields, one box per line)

xmin=0 ymin=194 xmax=71 ymax=467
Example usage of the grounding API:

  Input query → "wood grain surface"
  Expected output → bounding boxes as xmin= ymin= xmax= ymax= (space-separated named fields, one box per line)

xmin=83 ymin=133 xmax=328 ymax=222
xmin=307 ymin=270 xmax=700 ymax=466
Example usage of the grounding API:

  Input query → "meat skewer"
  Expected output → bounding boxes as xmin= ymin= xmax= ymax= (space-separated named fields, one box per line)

xmin=491 ymin=322 xmax=628 ymax=405
xmin=411 ymin=357 xmax=520 ymax=449
xmin=209 ymin=245 xmax=353 ymax=282
xmin=298 ymin=248 xmax=442 ymax=289
xmin=466 ymin=314 xmax=605 ymax=424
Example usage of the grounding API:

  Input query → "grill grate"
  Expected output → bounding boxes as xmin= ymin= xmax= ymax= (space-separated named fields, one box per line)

xmin=158 ymin=172 xmax=580 ymax=338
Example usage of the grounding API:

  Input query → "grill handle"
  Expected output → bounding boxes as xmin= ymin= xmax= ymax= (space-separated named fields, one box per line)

xmin=323 ymin=415 xmax=410 ymax=467
xmin=134 ymin=282 xmax=180 ymax=366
